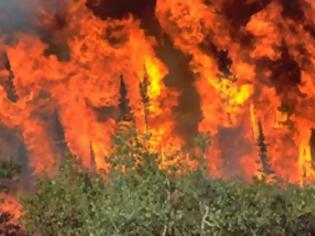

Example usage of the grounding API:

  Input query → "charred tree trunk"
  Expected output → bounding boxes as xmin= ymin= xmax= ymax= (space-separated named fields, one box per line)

xmin=1 ymin=52 xmax=18 ymax=102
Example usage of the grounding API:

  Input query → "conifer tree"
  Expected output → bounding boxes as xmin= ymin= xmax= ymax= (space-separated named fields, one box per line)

xmin=118 ymin=75 xmax=132 ymax=122
xmin=256 ymin=121 xmax=274 ymax=179
xmin=117 ymin=75 xmax=134 ymax=136
xmin=140 ymin=70 xmax=150 ymax=132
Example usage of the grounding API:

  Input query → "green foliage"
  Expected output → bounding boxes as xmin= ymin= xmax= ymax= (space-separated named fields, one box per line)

xmin=0 ymin=159 xmax=20 ymax=193
xmin=0 ymin=159 xmax=20 ymax=180
xmin=19 ymin=127 xmax=315 ymax=236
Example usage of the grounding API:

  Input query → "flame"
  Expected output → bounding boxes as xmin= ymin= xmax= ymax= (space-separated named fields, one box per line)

xmin=0 ymin=193 xmax=21 ymax=221
xmin=299 ymin=137 xmax=314 ymax=185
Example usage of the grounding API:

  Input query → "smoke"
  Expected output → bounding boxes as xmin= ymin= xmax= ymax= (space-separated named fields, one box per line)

xmin=0 ymin=0 xmax=35 ymax=34
xmin=221 ymin=0 xmax=272 ymax=29
xmin=218 ymin=125 xmax=253 ymax=178
xmin=0 ymin=0 xmax=70 ymax=35
xmin=86 ymin=0 xmax=157 ymax=20
xmin=157 ymin=36 xmax=202 ymax=145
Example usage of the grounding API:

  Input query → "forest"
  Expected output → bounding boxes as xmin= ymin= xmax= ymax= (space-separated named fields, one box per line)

xmin=0 ymin=0 xmax=315 ymax=235
xmin=1 ymin=125 xmax=315 ymax=235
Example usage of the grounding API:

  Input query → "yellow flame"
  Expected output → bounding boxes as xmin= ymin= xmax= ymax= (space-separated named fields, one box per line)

xmin=298 ymin=130 xmax=315 ymax=185
xmin=145 ymin=58 xmax=164 ymax=99
xmin=207 ymin=76 xmax=252 ymax=111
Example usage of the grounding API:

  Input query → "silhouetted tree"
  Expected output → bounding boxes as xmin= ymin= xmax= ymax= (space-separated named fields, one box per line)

xmin=2 ymin=52 xmax=18 ymax=102
xmin=256 ymin=121 xmax=274 ymax=179
xmin=118 ymin=75 xmax=132 ymax=122
xmin=140 ymin=70 xmax=150 ymax=132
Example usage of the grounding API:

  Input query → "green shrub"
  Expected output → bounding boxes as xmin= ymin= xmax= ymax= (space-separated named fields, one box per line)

xmin=19 ymin=127 xmax=315 ymax=235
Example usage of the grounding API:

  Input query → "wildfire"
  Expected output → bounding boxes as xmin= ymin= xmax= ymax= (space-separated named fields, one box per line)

xmin=0 ymin=193 xmax=21 ymax=221
xmin=0 ymin=0 xmax=314 ymax=190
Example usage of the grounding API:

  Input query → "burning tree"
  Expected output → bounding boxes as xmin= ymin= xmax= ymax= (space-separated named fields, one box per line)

xmin=140 ymin=69 xmax=150 ymax=132
xmin=0 ymin=211 xmax=25 ymax=236
xmin=0 ymin=160 xmax=25 ymax=236
xmin=0 ymin=51 xmax=18 ymax=103
xmin=256 ymin=121 xmax=274 ymax=180
xmin=118 ymin=75 xmax=132 ymax=122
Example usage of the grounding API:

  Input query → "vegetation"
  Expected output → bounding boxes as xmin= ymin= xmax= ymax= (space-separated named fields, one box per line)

xmin=0 ymin=159 xmax=21 ymax=180
xmin=0 ymin=159 xmax=25 ymax=235
xmin=0 ymin=157 xmax=21 ymax=193
xmin=16 ymin=126 xmax=315 ymax=235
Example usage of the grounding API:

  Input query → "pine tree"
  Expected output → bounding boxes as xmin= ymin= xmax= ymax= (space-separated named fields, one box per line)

xmin=256 ymin=121 xmax=274 ymax=179
xmin=118 ymin=75 xmax=132 ymax=122
xmin=140 ymin=70 xmax=150 ymax=132
xmin=117 ymin=75 xmax=134 ymax=136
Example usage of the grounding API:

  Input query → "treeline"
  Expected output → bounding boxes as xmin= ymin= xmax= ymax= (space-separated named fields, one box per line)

xmin=7 ymin=127 xmax=314 ymax=235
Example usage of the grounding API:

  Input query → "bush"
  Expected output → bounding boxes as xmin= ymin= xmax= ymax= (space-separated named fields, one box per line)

xmin=0 ymin=159 xmax=25 ymax=235
xmin=19 ymin=127 xmax=315 ymax=235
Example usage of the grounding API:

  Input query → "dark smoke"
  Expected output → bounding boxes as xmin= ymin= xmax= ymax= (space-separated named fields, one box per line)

xmin=0 ymin=0 xmax=35 ymax=34
xmin=86 ymin=0 xmax=202 ymax=145
xmin=0 ymin=0 xmax=68 ymax=36
xmin=86 ymin=0 xmax=157 ymax=28
xmin=254 ymin=46 xmax=303 ymax=117
xmin=221 ymin=0 xmax=272 ymax=29
xmin=280 ymin=0 xmax=305 ymax=21
xmin=0 ymin=0 xmax=71 ymax=60
xmin=157 ymin=35 xmax=202 ymax=146
xmin=0 ymin=0 xmax=68 ymax=34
